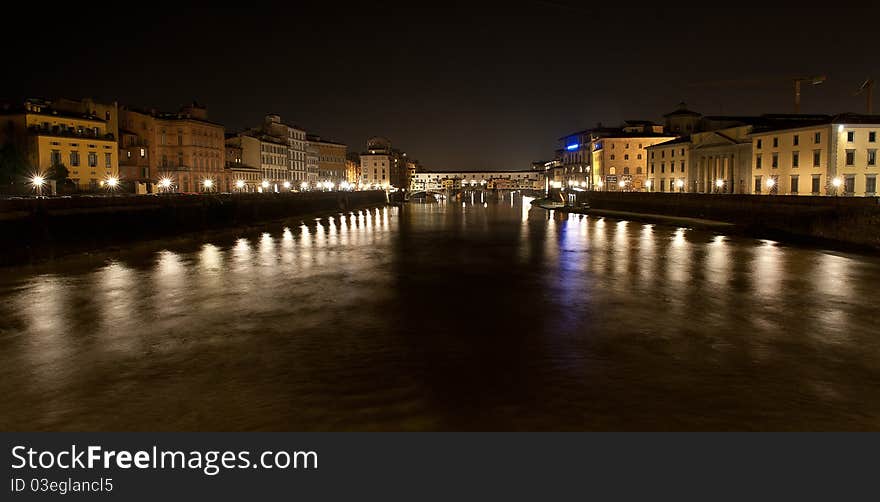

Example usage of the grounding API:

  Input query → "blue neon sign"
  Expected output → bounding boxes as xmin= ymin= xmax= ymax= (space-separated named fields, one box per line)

xmin=566 ymin=143 xmax=579 ymax=150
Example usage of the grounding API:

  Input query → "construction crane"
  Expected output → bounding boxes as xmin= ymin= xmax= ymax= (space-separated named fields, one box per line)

xmin=792 ymin=75 xmax=825 ymax=113
xmin=854 ymin=78 xmax=874 ymax=114
xmin=687 ymin=75 xmax=826 ymax=113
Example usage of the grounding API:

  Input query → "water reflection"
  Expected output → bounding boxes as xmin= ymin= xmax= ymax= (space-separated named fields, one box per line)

xmin=1 ymin=197 xmax=880 ymax=431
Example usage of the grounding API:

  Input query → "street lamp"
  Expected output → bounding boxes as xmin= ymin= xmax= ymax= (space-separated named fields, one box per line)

xmin=766 ymin=178 xmax=776 ymax=188
xmin=832 ymin=176 xmax=843 ymax=195
xmin=105 ymin=176 xmax=119 ymax=192
xmin=645 ymin=179 xmax=652 ymax=190
xmin=158 ymin=177 xmax=173 ymax=193
xmin=31 ymin=175 xmax=45 ymax=196
xmin=235 ymin=179 xmax=245 ymax=192
xmin=676 ymin=179 xmax=684 ymax=191
xmin=261 ymin=180 xmax=269 ymax=193
xmin=203 ymin=178 xmax=214 ymax=192
xmin=300 ymin=182 xmax=309 ymax=191
xmin=283 ymin=181 xmax=291 ymax=190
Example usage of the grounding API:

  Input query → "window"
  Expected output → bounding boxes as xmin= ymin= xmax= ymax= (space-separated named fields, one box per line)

xmin=813 ymin=150 xmax=821 ymax=167
xmin=70 ymin=151 xmax=80 ymax=166
xmin=610 ymin=154 xmax=615 ymax=160
xmin=88 ymin=152 xmax=97 ymax=167
xmin=870 ymin=131 xmax=876 ymax=143
xmin=650 ymin=163 xmax=655 ymax=174
xmin=178 ymin=133 xmax=183 ymax=145
xmin=845 ymin=175 xmax=855 ymax=194
xmin=792 ymin=151 xmax=799 ymax=168
xmin=754 ymin=176 xmax=762 ymax=193
xmin=178 ymin=152 xmax=184 ymax=167
xmin=51 ymin=150 xmax=61 ymax=166
xmin=811 ymin=175 xmax=821 ymax=194
xmin=661 ymin=151 xmax=665 ymax=158
xmin=623 ymin=167 xmax=630 ymax=174
xmin=660 ymin=180 xmax=665 ymax=192
xmin=772 ymin=153 xmax=778 ymax=168
xmin=790 ymin=175 xmax=799 ymax=194
xmin=847 ymin=131 xmax=855 ymax=142
xmin=139 ymin=148 xmax=145 ymax=158
xmin=680 ymin=161 xmax=685 ymax=172
xmin=814 ymin=132 xmax=821 ymax=144
xmin=624 ymin=154 xmax=629 ymax=160
xmin=868 ymin=149 xmax=876 ymax=166
xmin=671 ymin=150 xmax=675 ymax=157
xmin=637 ymin=154 xmax=642 ymax=160
xmin=757 ymin=139 xmax=763 ymax=149
xmin=160 ymin=132 xmax=166 ymax=145
xmin=772 ymin=137 xmax=778 ymax=147
xmin=650 ymin=152 xmax=655 ymax=159
xmin=680 ymin=148 xmax=685 ymax=156
xmin=661 ymin=163 xmax=665 ymax=173
xmin=756 ymin=154 xmax=762 ymax=169
xmin=104 ymin=153 xmax=112 ymax=168
xmin=846 ymin=149 xmax=855 ymax=166
xmin=867 ymin=175 xmax=877 ymax=194
xmin=793 ymin=135 xmax=799 ymax=146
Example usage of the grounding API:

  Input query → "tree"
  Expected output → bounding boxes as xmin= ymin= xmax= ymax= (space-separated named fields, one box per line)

xmin=47 ymin=163 xmax=76 ymax=192
xmin=0 ymin=143 xmax=31 ymax=185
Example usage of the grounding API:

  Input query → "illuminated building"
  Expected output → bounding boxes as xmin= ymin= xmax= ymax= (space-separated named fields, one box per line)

xmin=359 ymin=137 xmax=412 ymax=189
xmin=119 ymin=102 xmax=225 ymax=193
xmin=749 ymin=114 xmax=880 ymax=196
xmin=0 ymin=98 xmax=119 ymax=190
xmin=306 ymin=135 xmax=348 ymax=185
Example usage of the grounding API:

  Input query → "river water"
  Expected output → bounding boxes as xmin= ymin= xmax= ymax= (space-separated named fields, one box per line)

xmin=1 ymin=195 xmax=879 ymax=430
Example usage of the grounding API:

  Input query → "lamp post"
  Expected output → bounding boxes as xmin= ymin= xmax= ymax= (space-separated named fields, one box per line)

xmin=831 ymin=176 xmax=843 ymax=196
xmin=31 ymin=175 xmax=45 ymax=196
xmin=261 ymin=180 xmax=269 ymax=193
xmin=235 ymin=179 xmax=245 ymax=192
xmin=158 ymin=177 xmax=173 ymax=193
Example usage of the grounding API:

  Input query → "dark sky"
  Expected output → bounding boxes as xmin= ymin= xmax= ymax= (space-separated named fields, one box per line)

xmin=6 ymin=3 xmax=879 ymax=170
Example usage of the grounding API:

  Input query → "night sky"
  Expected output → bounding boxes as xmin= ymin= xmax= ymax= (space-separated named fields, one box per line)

xmin=7 ymin=3 xmax=879 ymax=170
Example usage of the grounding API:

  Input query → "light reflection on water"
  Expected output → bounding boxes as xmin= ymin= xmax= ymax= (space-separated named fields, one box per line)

xmin=1 ymin=200 xmax=880 ymax=431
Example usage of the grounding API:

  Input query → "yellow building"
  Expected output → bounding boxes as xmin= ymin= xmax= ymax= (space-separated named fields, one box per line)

xmin=0 ymin=98 xmax=118 ymax=190
xmin=590 ymin=122 xmax=674 ymax=191
xmin=750 ymin=115 xmax=880 ymax=196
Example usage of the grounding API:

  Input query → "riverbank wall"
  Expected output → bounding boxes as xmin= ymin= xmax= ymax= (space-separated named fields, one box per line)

xmin=581 ymin=192 xmax=880 ymax=249
xmin=0 ymin=190 xmax=388 ymax=264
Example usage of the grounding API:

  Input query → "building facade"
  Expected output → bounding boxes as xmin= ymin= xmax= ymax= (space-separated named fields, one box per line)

xmin=118 ymin=103 xmax=225 ymax=193
xmin=307 ymin=135 xmax=347 ymax=185
xmin=0 ymin=98 xmax=119 ymax=190
xmin=591 ymin=122 xmax=675 ymax=191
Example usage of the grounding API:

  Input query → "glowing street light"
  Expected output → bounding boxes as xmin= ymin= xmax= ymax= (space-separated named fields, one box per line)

xmin=618 ymin=180 xmax=626 ymax=188
xmin=676 ymin=179 xmax=685 ymax=189
xmin=106 ymin=176 xmax=119 ymax=189
xmin=235 ymin=179 xmax=245 ymax=191
xmin=715 ymin=179 xmax=724 ymax=190
xmin=203 ymin=178 xmax=214 ymax=191
xmin=158 ymin=177 xmax=173 ymax=193
xmin=832 ymin=177 xmax=843 ymax=188
xmin=261 ymin=180 xmax=269 ymax=192
xmin=645 ymin=179 xmax=653 ymax=189
xmin=300 ymin=182 xmax=309 ymax=191
xmin=31 ymin=175 xmax=45 ymax=196
xmin=283 ymin=181 xmax=291 ymax=189
xmin=766 ymin=178 xmax=776 ymax=188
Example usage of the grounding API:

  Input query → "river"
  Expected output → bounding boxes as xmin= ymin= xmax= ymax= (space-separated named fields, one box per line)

xmin=1 ymin=195 xmax=879 ymax=430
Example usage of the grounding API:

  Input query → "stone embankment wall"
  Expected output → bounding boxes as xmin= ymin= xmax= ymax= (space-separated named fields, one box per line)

xmin=583 ymin=192 xmax=880 ymax=249
xmin=0 ymin=190 xmax=388 ymax=264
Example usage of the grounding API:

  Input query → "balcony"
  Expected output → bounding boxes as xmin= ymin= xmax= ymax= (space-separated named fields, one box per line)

xmin=29 ymin=125 xmax=115 ymax=141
